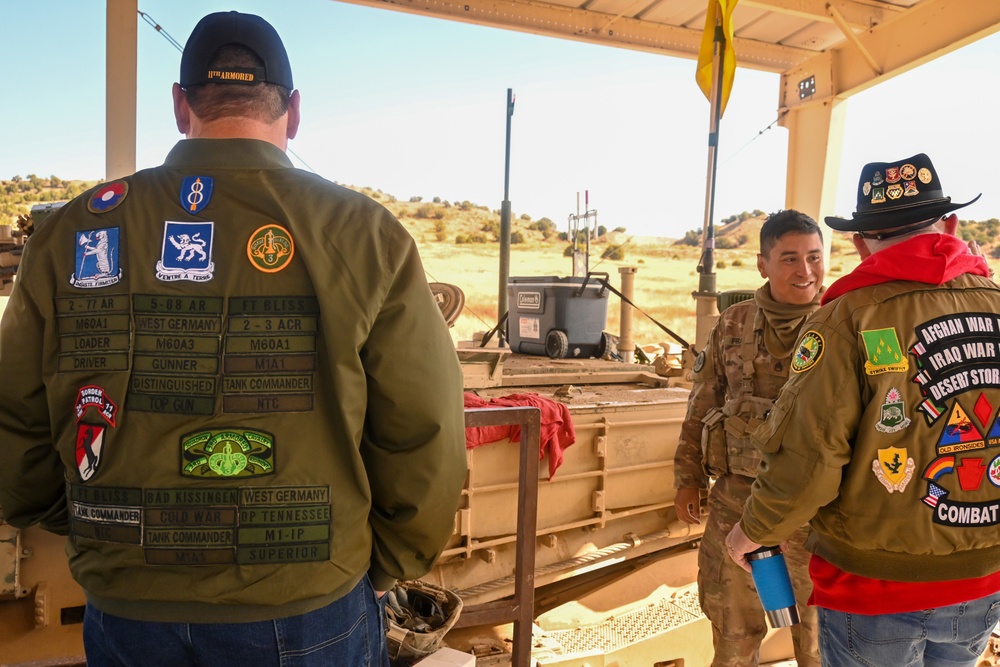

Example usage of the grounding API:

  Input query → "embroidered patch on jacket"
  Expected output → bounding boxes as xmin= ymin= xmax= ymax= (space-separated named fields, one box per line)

xmin=75 ymin=385 xmax=118 ymax=426
xmin=875 ymin=387 xmax=911 ymax=433
xmin=937 ymin=400 xmax=985 ymax=454
xmin=861 ymin=328 xmax=909 ymax=375
xmin=692 ymin=350 xmax=705 ymax=373
xmin=75 ymin=423 xmax=106 ymax=482
xmin=180 ymin=429 xmax=275 ymax=478
xmin=180 ymin=176 xmax=214 ymax=214
xmin=956 ymin=457 xmax=987 ymax=491
xmin=872 ymin=446 xmax=914 ymax=493
xmin=247 ymin=224 xmax=294 ymax=273
xmin=923 ymin=455 xmax=955 ymax=482
xmin=71 ymin=228 xmax=122 ymax=288
xmin=156 ymin=221 xmax=215 ymax=282
xmin=921 ymin=481 xmax=947 ymax=508
xmin=988 ymin=455 xmax=1000 ymax=487
xmin=791 ymin=331 xmax=824 ymax=373
xmin=87 ymin=181 xmax=128 ymax=214
xmin=916 ymin=395 xmax=948 ymax=426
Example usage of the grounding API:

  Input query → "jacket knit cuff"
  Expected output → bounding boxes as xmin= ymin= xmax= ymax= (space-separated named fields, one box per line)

xmin=368 ymin=565 xmax=398 ymax=593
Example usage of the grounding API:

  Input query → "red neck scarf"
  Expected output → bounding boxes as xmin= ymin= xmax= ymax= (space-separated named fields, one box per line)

xmin=821 ymin=234 xmax=990 ymax=305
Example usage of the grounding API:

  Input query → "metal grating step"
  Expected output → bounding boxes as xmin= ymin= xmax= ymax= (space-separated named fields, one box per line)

xmin=540 ymin=588 xmax=704 ymax=656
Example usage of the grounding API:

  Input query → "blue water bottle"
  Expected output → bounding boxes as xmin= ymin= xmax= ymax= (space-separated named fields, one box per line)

xmin=747 ymin=545 xmax=799 ymax=628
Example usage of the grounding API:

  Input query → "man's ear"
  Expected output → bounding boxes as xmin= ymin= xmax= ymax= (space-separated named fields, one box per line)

xmin=172 ymin=83 xmax=191 ymax=136
xmin=756 ymin=253 xmax=767 ymax=279
xmin=942 ymin=213 xmax=960 ymax=236
xmin=852 ymin=233 xmax=872 ymax=259
xmin=286 ymin=90 xmax=301 ymax=140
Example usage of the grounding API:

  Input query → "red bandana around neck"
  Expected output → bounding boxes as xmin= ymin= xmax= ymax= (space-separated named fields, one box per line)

xmin=821 ymin=234 xmax=990 ymax=305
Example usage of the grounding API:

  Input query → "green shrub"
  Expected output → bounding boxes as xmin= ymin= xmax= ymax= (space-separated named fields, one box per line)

xmin=455 ymin=235 xmax=468 ymax=244
xmin=602 ymin=245 xmax=625 ymax=260
xmin=510 ymin=231 xmax=525 ymax=244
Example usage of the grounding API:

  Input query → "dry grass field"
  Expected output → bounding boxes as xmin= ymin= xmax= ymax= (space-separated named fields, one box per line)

xmin=372 ymin=190 xmax=868 ymax=350
xmin=4 ymin=179 xmax=995 ymax=353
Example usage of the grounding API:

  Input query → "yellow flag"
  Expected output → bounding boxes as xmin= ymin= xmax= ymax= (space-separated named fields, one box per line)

xmin=695 ymin=0 xmax=739 ymax=117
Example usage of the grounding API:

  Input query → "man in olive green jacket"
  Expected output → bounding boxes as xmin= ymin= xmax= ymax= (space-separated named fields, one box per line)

xmin=727 ymin=153 xmax=1000 ymax=667
xmin=0 ymin=12 xmax=465 ymax=667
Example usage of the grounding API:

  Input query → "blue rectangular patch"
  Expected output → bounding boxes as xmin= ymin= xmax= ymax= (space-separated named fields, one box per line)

xmin=71 ymin=227 xmax=122 ymax=289
xmin=156 ymin=221 xmax=215 ymax=282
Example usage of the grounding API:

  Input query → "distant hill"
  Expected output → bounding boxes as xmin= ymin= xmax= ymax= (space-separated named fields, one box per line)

xmin=4 ymin=175 xmax=1000 ymax=259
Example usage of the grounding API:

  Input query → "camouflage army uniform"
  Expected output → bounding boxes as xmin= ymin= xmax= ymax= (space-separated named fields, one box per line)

xmin=675 ymin=297 xmax=820 ymax=667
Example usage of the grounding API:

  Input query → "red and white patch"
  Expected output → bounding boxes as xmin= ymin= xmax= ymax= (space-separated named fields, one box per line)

xmin=75 ymin=423 xmax=105 ymax=482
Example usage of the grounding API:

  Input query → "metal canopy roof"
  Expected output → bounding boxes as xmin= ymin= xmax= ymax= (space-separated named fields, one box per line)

xmin=332 ymin=0 xmax=1000 ymax=108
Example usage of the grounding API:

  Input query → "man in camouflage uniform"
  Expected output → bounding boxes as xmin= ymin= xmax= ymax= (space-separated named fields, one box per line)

xmin=674 ymin=210 xmax=825 ymax=666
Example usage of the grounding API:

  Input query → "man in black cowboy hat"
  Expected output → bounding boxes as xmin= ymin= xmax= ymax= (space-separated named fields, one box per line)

xmin=725 ymin=153 xmax=1000 ymax=666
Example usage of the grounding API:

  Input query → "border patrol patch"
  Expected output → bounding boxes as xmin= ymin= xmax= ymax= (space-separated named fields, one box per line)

xmin=875 ymin=387 xmax=911 ymax=433
xmin=75 ymin=423 xmax=105 ymax=482
xmin=180 ymin=176 xmax=214 ymax=214
xmin=872 ymin=446 xmax=914 ymax=493
xmin=181 ymin=428 xmax=275 ymax=478
xmin=247 ymin=224 xmax=295 ymax=273
xmin=75 ymin=385 xmax=119 ymax=426
xmin=861 ymin=328 xmax=909 ymax=375
xmin=71 ymin=227 xmax=122 ymax=288
xmin=87 ymin=181 xmax=128 ymax=214
xmin=156 ymin=221 xmax=215 ymax=282
xmin=792 ymin=331 xmax=824 ymax=373
xmin=692 ymin=350 xmax=706 ymax=374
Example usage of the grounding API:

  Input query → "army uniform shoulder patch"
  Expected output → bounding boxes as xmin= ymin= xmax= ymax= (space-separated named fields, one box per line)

xmin=88 ymin=180 xmax=129 ymax=214
xmin=156 ymin=221 xmax=215 ymax=282
xmin=75 ymin=423 xmax=106 ymax=482
xmin=248 ymin=224 xmax=295 ymax=273
xmin=180 ymin=176 xmax=214 ymax=214
xmin=181 ymin=428 xmax=275 ymax=479
xmin=792 ymin=331 xmax=824 ymax=373
xmin=861 ymin=328 xmax=909 ymax=375
xmin=875 ymin=387 xmax=911 ymax=433
xmin=692 ymin=350 xmax=706 ymax=374
xmin=872 ymin=446 xmax=914 ymax=493
xmin=71 ymin=227 xmax=122 ymax=288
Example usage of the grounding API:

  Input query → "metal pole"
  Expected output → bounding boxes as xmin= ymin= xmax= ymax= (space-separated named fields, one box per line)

xmin=498 ymin=88 xmax=514 ymax=347
xmin=694 ymin=6 xmax=724 ymax=350
xmin=618 ymin=266 xmax=637 ymax=363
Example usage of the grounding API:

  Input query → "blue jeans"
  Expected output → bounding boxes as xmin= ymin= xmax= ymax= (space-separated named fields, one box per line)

xmin=818 ymin=593 xmax=1000 ymax=667
xmin=83 ymin=576 xmax=389 ymax=667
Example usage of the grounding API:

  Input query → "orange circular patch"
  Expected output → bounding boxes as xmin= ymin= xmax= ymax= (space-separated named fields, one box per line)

xmin=247 ymin=224 xmax=295 ymax=273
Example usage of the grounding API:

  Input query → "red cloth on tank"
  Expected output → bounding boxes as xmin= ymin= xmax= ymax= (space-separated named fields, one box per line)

xmin=464 ymin=392 xmax=576 ymax=479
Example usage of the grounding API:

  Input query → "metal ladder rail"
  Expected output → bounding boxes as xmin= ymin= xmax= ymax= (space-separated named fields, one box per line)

xmin=456 ymin=406 xmax=541 ymax=667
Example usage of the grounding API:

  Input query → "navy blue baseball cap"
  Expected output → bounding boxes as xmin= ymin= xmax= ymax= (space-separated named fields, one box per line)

xmin=180 ymin=11 xmax=293 ymax=90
